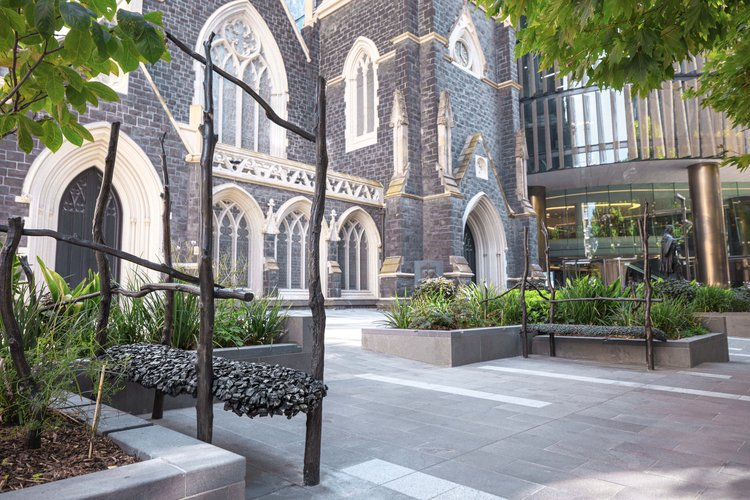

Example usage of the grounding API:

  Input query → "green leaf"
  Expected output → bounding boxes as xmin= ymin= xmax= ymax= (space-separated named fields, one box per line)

xmin=47 ymin=73 xmax=65 ymax=103
xmin=16 ymin=115 xmax=33 ymax=153
xmin=86 ymin=80 xmax=120 ymax=102
xmin=61 ymin=67 xmax=85 ymax=91
xmin=70 ymin=121 xmax=94 ymax=142
xmin=41 ymin=119 xmax=63 ymax=151
xmin=144 ymin=10 xmax=163 ymax=25
xmin=0 ymin=6 xmax=25 ymax=31
xmin=61 ymin=123 xmax=83 ymax=146
xmin=91 ymin=21 xmax=112 ymax=57
xmin=135 ymin=25 xmax=164 ymax=64
xmin=63 ymin=28 xmax=94 ymax=62
xmin=116 ymin=36 xmax=139 ymax=72
xmin=117 ymin=10 xmax=146 ymax=39
xmin=34 ymin=0 xmax=56 ymax=38
xmin=60 ymin=2 xmax=94 ymax=31
xmin=65 ymin=84 xmax=87 ymax=109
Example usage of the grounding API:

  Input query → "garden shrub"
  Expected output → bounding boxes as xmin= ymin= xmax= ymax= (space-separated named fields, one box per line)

xmin=381 ymin=292 xmax=411 ymax=329
xmin=693 ymin=286 xmax=735 ymax=313
xmin=730 ymin=286 xmax=750 ymax=312
xmin=555 ymin=276 xmax=625 ymax=325
xmin=650 ymin=298 xmax=707 ymax=339
xmin=652 ymin=279 xmax=699 ymax=303
xmin=413 ymin=277 xmax=457 ymax=301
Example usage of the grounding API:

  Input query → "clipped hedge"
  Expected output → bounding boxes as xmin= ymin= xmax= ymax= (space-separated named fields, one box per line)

xmin=106 ymin=343 xmax=326 ymax=419
xmin=529 ymin=324 xmax=668 ymax=342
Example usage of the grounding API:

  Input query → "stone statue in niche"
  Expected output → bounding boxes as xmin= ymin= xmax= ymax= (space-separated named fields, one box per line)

xmin=659 ymin=224 xmax=683 ymax=278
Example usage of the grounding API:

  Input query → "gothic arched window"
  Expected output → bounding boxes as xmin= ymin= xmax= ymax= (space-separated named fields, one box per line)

xmin=338 ymin=218 xmax=369 ymax=291
xmin=197 ymin=2 xmax=289 ymax=156
xmin=213 ymin=199 xmax=252 ymax=286
xmin=344 ymin=37 xmax=379 ymax=151
xmin=276 ymin=209 xmax=310 ymax=290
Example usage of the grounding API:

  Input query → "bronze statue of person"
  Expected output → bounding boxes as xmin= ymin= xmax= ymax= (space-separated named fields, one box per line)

xmin=659 ymin=224 xmax=681 ymax=277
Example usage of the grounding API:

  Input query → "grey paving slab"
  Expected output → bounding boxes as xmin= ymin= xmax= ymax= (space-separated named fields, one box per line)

xmin=146 ymin=308 xmax=750 ymax=500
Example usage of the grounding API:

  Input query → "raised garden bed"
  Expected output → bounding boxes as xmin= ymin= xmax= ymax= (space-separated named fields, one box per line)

xmin=698 ymin=312 xmax=750 ymax=338
xmin=361 ymin=326 xmax=522 ymax=367
xmin=531 ymin=331 xmax=729 ymax=368
xmin=2 ymin=393 xmax=245 ymax=499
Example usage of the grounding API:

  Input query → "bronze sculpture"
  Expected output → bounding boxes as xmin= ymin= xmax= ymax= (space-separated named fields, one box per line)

xmin=659 ymin=225 xmax=682 ymax=278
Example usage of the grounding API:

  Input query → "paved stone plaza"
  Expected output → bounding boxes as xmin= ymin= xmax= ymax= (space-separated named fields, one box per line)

xmin=153 ymin=311 xmax=750 ymax=499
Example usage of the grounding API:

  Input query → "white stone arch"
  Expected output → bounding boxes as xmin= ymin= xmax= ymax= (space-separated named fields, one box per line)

xmin=343 ymin=36 xmax=380 ymax=152
xmin=336 ymin=206 xmax=381 ymax=298
xmin=194 ymin=0 xmax=289 ymax=156
xmin=462 ymin=192 xmax=507 ymax=288
xmin=448 ymin=5 xmax=487 ymax=78
xmin=213 ymin=183 xmax=265 ymax=292
xmin=21 ymin=122 xmax=163 ymax=284
xmin=272 ymin=196 xmax=328 ymax=298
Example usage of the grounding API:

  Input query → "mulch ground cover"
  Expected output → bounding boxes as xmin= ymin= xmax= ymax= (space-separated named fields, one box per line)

xmin=0 ymin=413 xmax=138 ymax=492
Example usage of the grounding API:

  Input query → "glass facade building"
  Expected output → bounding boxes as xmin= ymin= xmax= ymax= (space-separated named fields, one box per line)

xmin=521 ymin=55 xmax=750 ymax=286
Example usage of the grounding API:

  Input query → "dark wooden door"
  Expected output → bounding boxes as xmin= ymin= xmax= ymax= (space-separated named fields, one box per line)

xmin=463 ymin=225 xmax=477 ymax=283
xmin=55 ymin=168 xmax=122 ymax=287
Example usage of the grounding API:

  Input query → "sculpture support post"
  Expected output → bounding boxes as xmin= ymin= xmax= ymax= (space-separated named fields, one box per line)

xmin=196 ymin=33 xmax=217 ymax=444
xmin=304 ymin=76 xmax=328 ymax=486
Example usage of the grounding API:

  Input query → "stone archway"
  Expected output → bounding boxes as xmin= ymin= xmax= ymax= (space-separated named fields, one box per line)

xmin=21 ymin=122 xmax=163 ymax=283
xmin=463 ymin=192 xmax=508 ymax=288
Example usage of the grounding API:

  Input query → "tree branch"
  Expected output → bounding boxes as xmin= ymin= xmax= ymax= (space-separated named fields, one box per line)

xmin=0 ymin=224 xmax=200 ymax=285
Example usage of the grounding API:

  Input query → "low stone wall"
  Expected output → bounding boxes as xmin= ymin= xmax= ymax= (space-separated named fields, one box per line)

xmin=698 ymin=313 xmax=750 ymax=338
xmin=3 ymin=393 xmax=245 ymax=500
xmin=531 ymin=332 xmax=729 ymax=368
xmin=361 ymin=326 xmax=522 ymax=367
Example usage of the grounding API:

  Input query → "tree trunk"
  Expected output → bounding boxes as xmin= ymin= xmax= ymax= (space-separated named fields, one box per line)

xmin=520 ymin=226 xmax=530 ymax=358
xmin=153 ymin=131 xmax=174 ymax=420
xmin=304 ymin=76 xmax=328 ymax=487
xmin=0 ymin=218 xmax=44 ymax=448
xmin=196 ymin=34 xmax=217 ymax=443
xmin=640 ymin=204 xmax=655 ymax=370
xmin=93 ymin=122 xmax=120 ymax=354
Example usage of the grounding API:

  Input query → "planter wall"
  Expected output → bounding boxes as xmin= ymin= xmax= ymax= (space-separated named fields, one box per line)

xmin=3 ymin=393 xmax=244 ymax=500
xmin=362 ymin=326 xmax=522 ymax=367
xmin=531 ymin=332 xmax=729 ymax=368
xmin=698 ymin=313 xmax=750 ymax=338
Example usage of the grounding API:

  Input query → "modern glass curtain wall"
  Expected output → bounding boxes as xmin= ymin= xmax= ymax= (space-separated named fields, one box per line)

xmin=546 ymin=182 xmax=750 ymax=284
xmin=519 ymin=56 xmax=750 ymax=174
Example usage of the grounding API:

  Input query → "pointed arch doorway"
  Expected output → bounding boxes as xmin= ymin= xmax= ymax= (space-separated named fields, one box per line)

xmin=463 ymin=192 xmax=508 ymax=288
xmin=55 ymin=168 xmax=122 ymax=287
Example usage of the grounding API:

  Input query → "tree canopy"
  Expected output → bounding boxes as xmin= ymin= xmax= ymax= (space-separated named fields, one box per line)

xmin=0 ymin=0 xmax=169 ymax=153
xmin=478 ymin=0 xmax=750 ymax=169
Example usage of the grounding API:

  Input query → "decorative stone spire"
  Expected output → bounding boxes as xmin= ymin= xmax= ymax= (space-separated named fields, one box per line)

xmin=437 ymin=91 xmax=459 ymax=193
xmin=389 ymin=89 xmax=409 ymax=178
xmin=515 ymin=128 xmax=535 ymax=214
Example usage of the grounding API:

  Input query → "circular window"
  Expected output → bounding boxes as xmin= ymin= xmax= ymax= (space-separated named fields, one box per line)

xmin=454 ymin=40 xmax=470 ymax=68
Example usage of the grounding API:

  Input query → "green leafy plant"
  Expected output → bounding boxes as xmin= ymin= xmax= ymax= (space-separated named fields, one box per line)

xmin=555 ymin=276 xmax=625 ymax=325
xmin=693 ymin=286 xmax=735 ymax=313
xmin=239 ymin=294 xmax=288 ymax=346
xmin=1 ymin=0 xmax=170 ymax=153
xmin=650 ymin=299 xmax=706 ymax=339
xmin=652 ymin=279 xmax=699 ymax=303
xmin=413 ymin=277 xmax=457 ymax=301
xmin=381 ymin=291 xmax=412 ymax=329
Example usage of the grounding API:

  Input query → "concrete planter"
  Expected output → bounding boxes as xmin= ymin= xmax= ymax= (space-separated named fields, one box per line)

xmin=698 ymin=313 xmax=750 ymax=338
xmin=361 ymin=326 xmax=522 ymax=367
xmin=2 ymin=394 xmax=244 ymax=500
xmin=531 ymin=332 xmax=729 ymax=368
